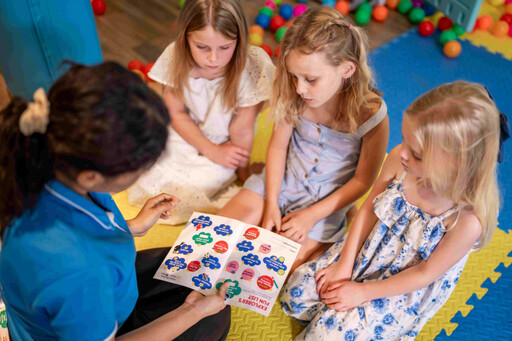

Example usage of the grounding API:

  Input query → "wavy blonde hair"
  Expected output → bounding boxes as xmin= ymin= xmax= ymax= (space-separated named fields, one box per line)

xmin=406 ymin=81 xmax=501 ymax=250
xmin=170 ymin=0 xmax=248 ymax=110
xmin=270 ymin=6 xmax=381 ymax=132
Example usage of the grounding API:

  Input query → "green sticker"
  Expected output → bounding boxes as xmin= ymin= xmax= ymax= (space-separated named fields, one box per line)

xmin=216 ymin=279 xmax=242 ymax=298
xmin=0 ymin=310 xmax=7 ymax=329
xmin=192 ymin=232 xmax=213 ymax=245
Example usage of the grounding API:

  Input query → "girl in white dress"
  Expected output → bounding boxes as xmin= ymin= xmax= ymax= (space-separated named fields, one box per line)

xmin=128 ymin=0 xmax=275 ymax=224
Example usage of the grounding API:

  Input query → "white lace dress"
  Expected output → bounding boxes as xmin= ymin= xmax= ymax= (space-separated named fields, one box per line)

xmin=127 ymin=42 xmax=275 ymax=224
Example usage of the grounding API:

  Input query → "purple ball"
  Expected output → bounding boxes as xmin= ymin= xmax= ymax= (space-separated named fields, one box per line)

xmin=293 ymin=4 xmax=308 ymax=17
xmin=412 ymin=0 xmax=424 ymax=8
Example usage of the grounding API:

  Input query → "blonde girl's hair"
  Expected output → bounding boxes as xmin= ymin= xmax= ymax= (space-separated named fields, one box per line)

xmin=406 ymin=81 xmax=501 ymax=250
xmin=171 ymin=0 xmax=249 ymax=111
xmin=270 ymin=6 xmax=381 ymax=132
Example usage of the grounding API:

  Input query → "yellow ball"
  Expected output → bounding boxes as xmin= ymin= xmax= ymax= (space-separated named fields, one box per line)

xmin=430 ymin=11 xmax=444 ymax=26
xmin=488 ymin=0 xmax=504 ymax=6
xmin=249 ymin=33 xmax=263 ymax=46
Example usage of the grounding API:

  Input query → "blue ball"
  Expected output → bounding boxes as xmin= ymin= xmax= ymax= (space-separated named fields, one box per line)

xmin=255 ymin=13 xmax=271 ymax=29
xmin=296 ymin=0 xmax=307 ymax=2
xmin=322 ymin=0 xmax=336 ymax=6
xmin=422 ymin=1 xmax=436 ymax=16
xmin=279 ymin=4 xmax=293 ymax=20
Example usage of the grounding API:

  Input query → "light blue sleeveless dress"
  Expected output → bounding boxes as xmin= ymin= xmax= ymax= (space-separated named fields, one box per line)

xmin=244 ymin=102 xmax=387 ymax=243
xmin=280 ymin=171 xmax=469 ymax=340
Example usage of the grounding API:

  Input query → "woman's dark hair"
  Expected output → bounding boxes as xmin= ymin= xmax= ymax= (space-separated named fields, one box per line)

xmin=0 ymin=62 xmax=170 ymax=235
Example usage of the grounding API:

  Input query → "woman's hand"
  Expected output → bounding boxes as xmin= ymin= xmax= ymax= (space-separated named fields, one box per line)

xmin=279 ymin=208 xmax=317 ymax=243
xmin=320 ymin=281 xmax=367 ymax=312
xmin=185 ymin=282 xmax=230 ymax=319
xmin=261 ymin=202 xmax=282 ymax=231
xmin=205 ymin=141 xmax=250 ymax=169
xmin=315 ymin=259 xmax=353 ymax=296
xmin=127 ymin=194 xmax=180 ymax=237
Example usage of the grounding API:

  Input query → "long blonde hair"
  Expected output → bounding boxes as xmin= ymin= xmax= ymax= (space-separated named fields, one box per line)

xmin=406 ymin=81 xmax=501 ymax=250
xmin=270 ymin=6 xmax=381 ymax=132
xmin=171 ymin=0 xmax=248 ymax=110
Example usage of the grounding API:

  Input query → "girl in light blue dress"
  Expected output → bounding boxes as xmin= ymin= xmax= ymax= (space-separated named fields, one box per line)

xmin=281 ymin=81 xmax=503 ymax=340
xmin=219 ymin=7 xmax=389 ymax=272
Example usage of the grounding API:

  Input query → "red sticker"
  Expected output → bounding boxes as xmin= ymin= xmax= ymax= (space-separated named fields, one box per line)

xmin=244 ymin=227 xmax=260 ymax=240
xmin=257 ymin=275 xmax=274 ymax=290
xmin=187 ymin=261 xmax=201 ymax=272
xmin=213 ymin=241 xmax=229 ymax=254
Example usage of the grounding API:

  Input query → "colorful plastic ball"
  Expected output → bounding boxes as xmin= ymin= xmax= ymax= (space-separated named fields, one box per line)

xmin=260 ymin=44 xmax=273 ymax=58
xmin=255 ymin=14 xmax=271 ymax=29
xmin=276 ymin=26 xmax=288 ymax=42
xmin=430 ymin=11 xmax=444 ymax=26
xmin=322 ymin=0 xmax=337 ymax=6
xmin=372 ymin=6 xmax=389 ymax=22
xmin=506 ymin=4 xmax=512 ymax=14
xmin=275 ymin=0 xmax=282 ymax=5
xmin=443 ymin=40 xmax=461 ymax=58
xmin=491 ymin=21 xmax=509 ymax=37
xmin=358 ymin=2 xmax=373 ymax=13
xmin=127 ymin=60 xmax=144 ymax=72
xmin=409 ymin=8 xmax=425 ymax=24
xmin=92 ymin=0 xmax=106 ymax=15
xmin=179 ymin=0 xmax=186 ymax=8
xmin=437 ymin=16 xmax=453 ymax=31
xmin=476 ymin=15 xmax=493 ymax=30
xmin=275 ymin=45 xmax=281 ymax=58
xmin=452 ymin=24 xmax=465 ymax=36
xmin=279 ymin=4 xmax=294 ymax=20
xmin=439 ymin=30 xmax=457 ymax=45
xmin=259 ymin=6 xmax=273 ymax=18
xmin=144 ymin=62 xmax=155 ymax=81
xmin=386 ymin=0 xmax=400 ymax=9
xmin=335 ymin=1 xmax=350 ymax=15
xmin=249 ymin=33 xmax=263 ymax=46
xmin=489 ymin=0 xmax=504 ymax=6
xmin=293 ymin=4 xmax=308 ymax=17
xmin=412 ymin=0 xmax=424 ymax=8
xmin=264 ymin=0 xmax=276 ymax=10
xmin=501 ymin=13 xmax=512 ymax=25
xmin=418 ymin=21 xmax=435 ymax=36
xmin=269 ymin=15 xmax=286 ymax=32
xmin=355 ymin=8 xmax=372 ymax=25
xmin=422 ymin=2 xmax=436 ymax=16
xmin=249 ymin=25 xmax=265 ymax=36
xmin=506 ymin=0 xmax=512 ymax=4
xmin=132 ymin=69 xmax=146 ymax=82
xmin=398 ymin=0 xmax=413 ymax=14
xmin=296 ymin=0 xmax=307 ymax=2
xmin=509 ymin=22 xmax=512 ymax=36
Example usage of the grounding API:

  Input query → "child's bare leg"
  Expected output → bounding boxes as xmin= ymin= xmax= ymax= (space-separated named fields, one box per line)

xmin=217 ymin=189 xmax=264 ymax=226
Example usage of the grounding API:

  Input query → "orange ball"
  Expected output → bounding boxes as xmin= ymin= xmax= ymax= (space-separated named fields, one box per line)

xmin=335 ymin=1 xmax=350 ymax=15
xmin=372 ymin=6 xmax=389 ymax=21
xmin=443 ymin=40 xmax=462 ymax=58
xmin=249 ymin=25 xmax=265 ymax=36
xmin=506 ymin=3 xmax=512 ymax=14
xmin=386 ymin=0 xmax=400 ymax=10
xmin=477 ymin=15 xmax=493 ymax=30
xmin=491 ymin=21 xmax=509 ymax=37
xmin=131 ymin=69 xmax=146 ymax=82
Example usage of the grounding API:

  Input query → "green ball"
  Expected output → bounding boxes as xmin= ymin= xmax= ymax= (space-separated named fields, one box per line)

xmin=355 ymin=8 xmax=371 ymax=25
xmin=358 ymin=2 xmax=373 ymax=13
xmin=408 ymin=8 xmax=425 ymax=24
xmin=276 ymin=26 xmax=288 ymax=42
xmin=397 ymin=0 xmax=413 ymax=14
xmin=259 ymin=6 xmax=273 ymax=18
xmin=439 ymin=30 xmax=457 ymax=45
xmin=452 ymin=24 xmax=465 ymax=36
xmin=275 ymin=0 xmax=282 ymax=5
xmin=179 ymin=0 xmax=186 ymax=7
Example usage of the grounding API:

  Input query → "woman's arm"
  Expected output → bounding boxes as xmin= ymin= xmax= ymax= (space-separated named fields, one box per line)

xmin=229 ymin=102 xmax=263 ymax=181
xmin=261 ymin=121 xmax=294 ymax=230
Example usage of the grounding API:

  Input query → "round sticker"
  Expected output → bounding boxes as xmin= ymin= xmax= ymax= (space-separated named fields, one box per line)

xmin=258 ymin=244 xmax=271 ymax=254
xmin=225 ymin=260 xmax=239 ymax=274
xmin=213 ymin=240 xmax=229 ymax=254
xmin=241 ymin=268 xmax=255 ymax=281
xmin=244 ymin=227 xmax=260 ymax=240
xmin=187 ymin=261 xmax=201 ymax=272
xmin=257 ymin=275 xmax=274 ymax=290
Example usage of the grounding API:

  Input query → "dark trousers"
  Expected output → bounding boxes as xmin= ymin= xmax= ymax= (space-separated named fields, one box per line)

xmin=117 ymin=247 xmax=231 ymax=340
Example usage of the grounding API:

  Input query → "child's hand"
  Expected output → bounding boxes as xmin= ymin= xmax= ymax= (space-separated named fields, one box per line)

xmin=207 ymin=141 xmax=250 ymax=169
xmin=320 ymin=281 xmax=367 ymax=312
xmin=127 ymin=194 xmax=180 ymax=237
xmin=184 ymin=282 xmax=230 ymax=319
xmin=261 ymin=203 xmax=282 ymax=231
xmin=279 ymin=209 xmax=316 ymax=243
xmin=315 ymin=261 xmax=352 ymax=296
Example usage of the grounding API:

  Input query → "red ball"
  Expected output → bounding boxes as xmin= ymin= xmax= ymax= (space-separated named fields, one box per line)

xmin=438 ymin=16 xmax=453 ymax=31
xmin=92 ymin=0 xmax=106 ymax=15
xmin=275 ymin=45 xmax=281 ymax=58
xmin=501 ymin=13 xmax=512 ymax=25
xmin=260 ymin=44 xmax=273 ymax=58
xmin=418 ymin=21 xmax=435 ymax=36
xmin=269 ymin=15 xmax=286 ymax=32
xmin=144 ymin=62 xmax=155 ymax=81
xmin=127 ymin=60 xmax=144 ymax=72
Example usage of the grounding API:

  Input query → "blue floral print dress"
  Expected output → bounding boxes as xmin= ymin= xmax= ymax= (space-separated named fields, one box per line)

xmin=280 ymin=171 xmax=470 ymax=340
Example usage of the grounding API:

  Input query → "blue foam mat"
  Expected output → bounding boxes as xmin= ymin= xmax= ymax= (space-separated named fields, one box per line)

xmin=368 ymin=28 xmax=512 ymax=339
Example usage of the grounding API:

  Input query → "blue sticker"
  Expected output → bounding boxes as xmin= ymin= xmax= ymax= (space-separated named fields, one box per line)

xmin=236 ymin=240 xmax=254 ymax=252
xmin=191 ymin=215 xmax=213 ymax=231
xmin=201 ymin=254 xmax=222 ymax=270
xmin=165 ymin=256 xmax=187 ymax=271
xmin=263 ymin=255 xmax=288 ymax=274
xmin=192 ymin=273 xmax=213 ymax=290
xmin=214 ymin=224 xmax=233 ymax=236
xmin=177 ymin=243 xmax=193 ymax=255
xmin=241 ymin=253 xmax=261 ymax=267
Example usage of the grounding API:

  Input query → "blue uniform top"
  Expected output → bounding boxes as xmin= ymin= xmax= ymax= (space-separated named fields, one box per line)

xmin=0 ymin=180 xmax=137 ymax=340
